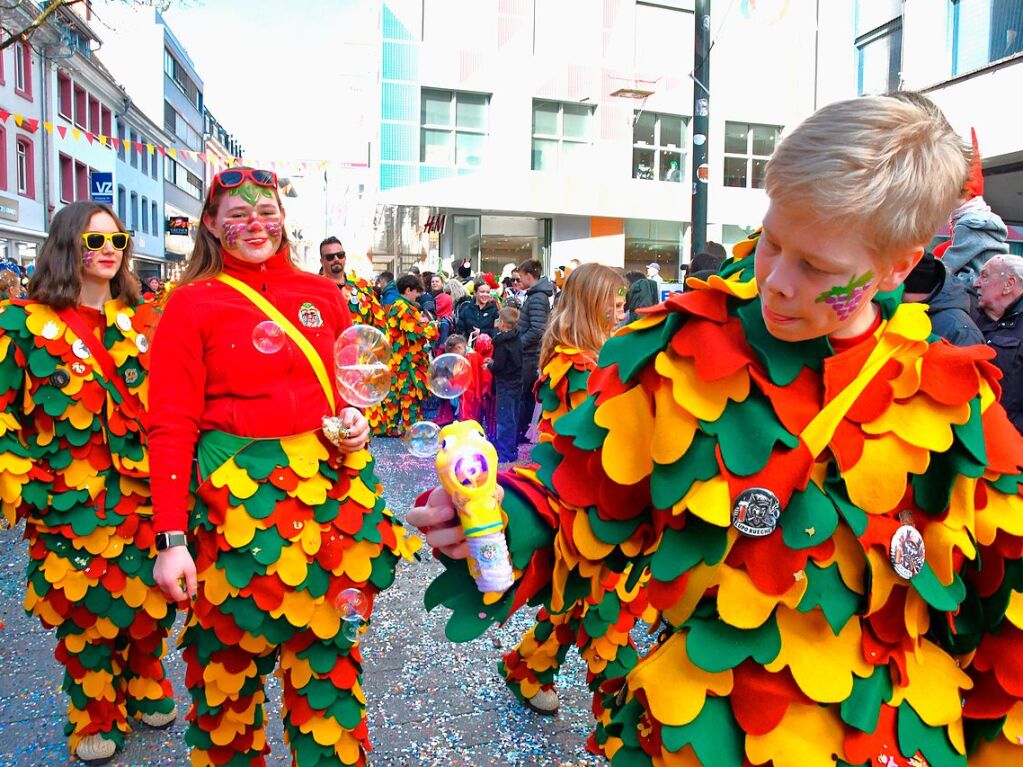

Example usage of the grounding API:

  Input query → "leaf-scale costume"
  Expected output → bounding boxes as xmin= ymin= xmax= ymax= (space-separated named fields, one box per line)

xmin=0 ymin=298 xmax=175 ymax=757
xmin=501 ymin=345 xmax=656 ymax=742
xmin=425 ymin=243 xmax=1023 ymax=766
xmin=342 ymin=274 xmax=385 ymax=331
xmin=148 ymin=249 xmax=421 ymax=767
xmin=370 ymin=296 xmax=437 ymax=437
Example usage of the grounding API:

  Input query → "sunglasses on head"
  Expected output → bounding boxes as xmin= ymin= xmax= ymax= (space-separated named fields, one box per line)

xmin=322 ymin=251 xmax=346 ymax=261
xmin=211 ymin=168 xmax=278 ymax=193
xmin=82 ymin=232 xmax=131 ymax=251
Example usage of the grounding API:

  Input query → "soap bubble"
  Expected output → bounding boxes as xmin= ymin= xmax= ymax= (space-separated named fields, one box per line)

xmin=427 ymin=353 xmax=472 ymax=399
xmin=335 ymin=587 xmax=370 ymax=621
xmin=335 ymin=325 xmax=392 ymax=408
xmin=252 ymin=320 xmax=286 ymax=354
xmin=342 ymin=620 xmax=363 ymax=642
xmin=406 ymin=421 xmax=441 ymax=457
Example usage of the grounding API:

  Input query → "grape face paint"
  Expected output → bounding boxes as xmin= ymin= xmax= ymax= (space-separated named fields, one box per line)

xmin=222 ymin=223 xmax=248 ymax=248
xmin=815 ymin=272 xmax=874 ymax=321
xmin=82 ymin=251 xmax=98 ymax=267
xmin=264 ymin=220 xmax=282 ymax=238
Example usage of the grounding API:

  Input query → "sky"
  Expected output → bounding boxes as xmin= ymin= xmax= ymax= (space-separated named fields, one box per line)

xmin=160 ymin=0 xmax=377 ymax=163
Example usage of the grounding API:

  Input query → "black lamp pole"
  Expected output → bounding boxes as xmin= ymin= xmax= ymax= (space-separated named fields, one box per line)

xmin=690 ymin=0 xmax=711 ymax=264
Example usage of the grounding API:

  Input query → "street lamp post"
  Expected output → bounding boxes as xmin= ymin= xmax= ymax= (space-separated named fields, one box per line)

xmin=691 ymin=0 xmax=711 ymax=262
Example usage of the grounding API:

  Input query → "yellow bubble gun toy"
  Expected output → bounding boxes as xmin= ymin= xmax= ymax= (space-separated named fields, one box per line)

xmin=436 ymin=420 xmax=514 ymax=594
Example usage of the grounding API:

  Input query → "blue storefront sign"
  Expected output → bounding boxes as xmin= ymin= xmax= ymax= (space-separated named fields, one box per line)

xmin=89 ymin=172 xmax=114 ymax=205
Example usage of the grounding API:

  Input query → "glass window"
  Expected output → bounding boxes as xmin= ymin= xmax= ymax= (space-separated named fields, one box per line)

xmin=633 ymin=112 xmax=689 ymax=182
xmin=856 ymin=19 xmax=902 ymax=95
xmin=419 ymin=88 xmax=489 ymax=168
xmin=117 ymin=186 xmax=126 ymax=222
xmin=151 ymin=202 xmax=159 ymax=235
xmin=723 ymin=122 xmax=782 ymax=189
xmin=531 ymin=100 xmax=594 ymax=172
xmin=625 ymin=218 xmax=687 ymax=279
xmin=141 ymin=196 xmax=149 ymax=233
xmin=952 ymin=0 xmax=1023 ymax=75
xmin=16 ymin=141 xmax=28 ymax=194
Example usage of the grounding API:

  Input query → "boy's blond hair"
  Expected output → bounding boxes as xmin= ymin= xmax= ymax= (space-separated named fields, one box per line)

xmin=765 ymin=95 xmax=970 ymax=258
xmin=499 ymin=306 xmax=520 ymax=327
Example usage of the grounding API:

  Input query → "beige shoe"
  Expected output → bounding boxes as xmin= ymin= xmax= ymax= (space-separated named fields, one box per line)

xmin=525 ymin=687 xmax=559 ymax=715
xmin=75 ymin=734 xmax=116 ymax=764
xmin=141 ymin=703 xmax=177 ymax=729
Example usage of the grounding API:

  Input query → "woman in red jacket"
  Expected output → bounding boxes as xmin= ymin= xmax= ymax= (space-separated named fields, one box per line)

xmin=149 ymin=168 xmax=419 ymax=767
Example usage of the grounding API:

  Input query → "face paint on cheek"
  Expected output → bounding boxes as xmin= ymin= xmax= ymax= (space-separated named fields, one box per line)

xmin=264 ymin=220 xmax=283 ymax=238
xmin=82 ymin=251 xmax=98 ymax=267
xmin=815 ymin=271 xmax=874 ymax=321
xmin=222 ymin=223 xmax=248 ymax=248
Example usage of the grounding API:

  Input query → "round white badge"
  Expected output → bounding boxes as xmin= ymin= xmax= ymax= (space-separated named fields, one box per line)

xmin=41 ymin=321 xmax=61 ymax=340
xmin=116 ymin=313 xmax=132 ymax=332
xmin=72 ymin=339 xmax=90 ymax=359
xmin=135 ymin=334 xmax=150 ymax=353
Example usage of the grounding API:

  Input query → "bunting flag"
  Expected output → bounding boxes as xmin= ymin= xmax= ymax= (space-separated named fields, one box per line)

xmin=1 ymin=110 xmax=368 ymax=174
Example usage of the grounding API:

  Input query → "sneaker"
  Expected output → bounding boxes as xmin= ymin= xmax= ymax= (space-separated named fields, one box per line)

xmin=141 ymin=704 xmax=177 ymax=729
xmin=525 ymin=687 xmax=559 ymax=715
xmin=75 ymin=734 xmax=116 ymax=765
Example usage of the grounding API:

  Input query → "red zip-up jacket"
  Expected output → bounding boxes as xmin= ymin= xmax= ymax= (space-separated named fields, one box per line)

xmin=148 ymin=247 xmax=352 ymax=532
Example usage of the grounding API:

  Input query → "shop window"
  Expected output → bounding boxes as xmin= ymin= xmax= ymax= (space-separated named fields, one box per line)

xmin=625 ymin=219 xmax=687 ymax=279
xmin=16 ymin=138 xmax=34 ymax=198
xmin=633 ymin=111 xmax=687 ymax=182
xmin=531 ymin=100 xmax=593 ymax=172
xmin=723 ymin=122 xmax=782 ymax=189
xmin=420 ymin=88 xmax=489 ymax=168
xmin=952 ymin=0 xmax=1023 ymax=75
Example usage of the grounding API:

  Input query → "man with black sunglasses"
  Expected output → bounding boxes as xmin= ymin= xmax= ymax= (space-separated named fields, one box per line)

xmin=319 ymin=235 xmax=384 ymax=330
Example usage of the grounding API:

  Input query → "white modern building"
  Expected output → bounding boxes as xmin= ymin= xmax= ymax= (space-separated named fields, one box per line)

xmin=816 ymin=0 xmax=1023 ymax=250
xmin=371 ymin=0 xmax=820 ymax=278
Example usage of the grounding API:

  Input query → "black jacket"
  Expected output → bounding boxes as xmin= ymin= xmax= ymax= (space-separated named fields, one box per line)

xmin=516 ymin=277 xmax=555 ymax=361
xmin=457 ymin=299 xmax=499 ymax=338
xmin=920 ymin=265 xmax=984 ymax=347
xmin=976 ymin=292 xmax=1023 ymax=434
xmin=490 ymin=329 xmax=522 ymax=386
xmin=418 ymin=290 xmax=436 ymax=318
xmin=627 ymin=278 xmax=661 ymax=319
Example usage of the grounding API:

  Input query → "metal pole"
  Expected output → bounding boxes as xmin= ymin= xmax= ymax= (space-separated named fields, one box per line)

xmin=690 ymin=0 xmax=711 ymax=263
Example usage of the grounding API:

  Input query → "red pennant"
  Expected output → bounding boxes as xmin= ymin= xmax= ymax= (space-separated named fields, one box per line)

xmin=0 ymin=109 xmax=9 ymax=122
xmin=84 ymin=131 xmax=94 ymax=144
xmin=57 ymin=125 xmax=67 ymax=139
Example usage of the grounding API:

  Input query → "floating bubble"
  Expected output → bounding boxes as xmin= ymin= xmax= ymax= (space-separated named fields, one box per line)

xmin=252 ymin=320 xmax=286 ymax=354
xmin=342 ymin=620 xmax=364 ymax=643
xmin=335 ymin=587 xmax=370 ymax=622
xmin=427 ymin=353 xmax=473 ymax=399
xmin=406 ymin=421 xmax=441 ymax=457
xmin=335 ymin=325 xmax=392 ymax=407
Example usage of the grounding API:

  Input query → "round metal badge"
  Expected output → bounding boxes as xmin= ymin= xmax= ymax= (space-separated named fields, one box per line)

xmin=889 ymin=525 xmax=926 ymax=579
xmin=72 ymin=339 xmax=90 ymax=359
xmin=135 ymin=334 xmax=149 ymax=353
xmin=41 ymin=321 xmax=61 ymax=340
xmin=731 ymin=487 xmax=781 ymax=537
xmin=49 ymin=369 xmax=70 ymax=388
xmin=124 ymin=368 xmax=139 ymax=385
xmin=70 ymin=361 xmax=88 ymax=376
xmin=115 ymin=313 xmax=132 ymax=332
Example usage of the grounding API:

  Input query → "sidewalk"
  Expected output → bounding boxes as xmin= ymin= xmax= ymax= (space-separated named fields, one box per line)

xmin=0 ymin=438 xmax=604 ymax=767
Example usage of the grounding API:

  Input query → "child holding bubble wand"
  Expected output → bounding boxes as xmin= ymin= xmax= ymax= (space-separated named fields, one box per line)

xmin=148 ymin=167 xmax=420 ymax=767
xmin=411 ymin=97 xmax=1023 ymax=765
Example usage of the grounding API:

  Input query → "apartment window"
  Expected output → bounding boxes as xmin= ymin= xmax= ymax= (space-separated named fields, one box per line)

xmin=130 ymin=131 xmax=139 ymax=168
xmin=164 ymin=101 xmax=175 ymax=132
xmin=16 ymin=138 xmax=33 ymax=198
xmin=101 ymin=107 xmax=111 ymax=138
xmin=419 ymin=89 xmax=489 ymax=168
xmin=164 ymin=48 xmax=175 ymax=78
xmin=58 ymin=72 xmax=73 ymax=119
xmin=164 ymin=155 xmax=175 ymax=181
xmin=60 ymin=154 xmax=73 ymax=202
xmin=723 ymin=122 xmax=782 ymax=189
xmin=117 ymin=185 xmax=126 ymax=221
xmin=0 ymin=126 xmax=6 ymax=191
xmin=129 ymin=192 xmax=138 ymax=232
xmin=117 ymin=121 xmax=126 ymax=161
xmin=74 ymin=85 xmax=87 ymax=129
xmin=75 ymin=161 xmax=88 ymax=201
xmin=141 ymin=196 xmax=149 ymax=233
xmin=952 ymin=0 xmax=1023 ymax=75
xmin=141 ymin=139 xmax=149 ymax=176
xmin=151 ymin=150 xmax=159 ymax=180
xmin=856 ymin=20 xmax=902 ymax=95
xmin=87 ymin=96 xmax=100 ymax=133
xmin=14 ymin=41 xmax=30 ymax=98
xmin=633 ymin=112 xmax=687 ymax=182
xmin=151 ymin=201 xmax=159 ymax=235
xmin=531 ymin=100 xmax=593 ymax=172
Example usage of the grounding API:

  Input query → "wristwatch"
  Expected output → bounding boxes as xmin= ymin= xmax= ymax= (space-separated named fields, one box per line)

xmin=155 ymin=532 xmax=188 ymax=551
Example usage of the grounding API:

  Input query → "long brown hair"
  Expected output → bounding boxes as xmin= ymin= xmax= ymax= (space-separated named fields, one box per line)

xmin=539 ymin=263 xmax=626 ymax=370
xmin=178 ymin=166 xmax=292 ymax=285
xmin=29 ymin=201 xmax=140 ymax=309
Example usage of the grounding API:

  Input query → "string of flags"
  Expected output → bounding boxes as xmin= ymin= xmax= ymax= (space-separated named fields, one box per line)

xmin=0 ymin=108 xmax=369 ymax=174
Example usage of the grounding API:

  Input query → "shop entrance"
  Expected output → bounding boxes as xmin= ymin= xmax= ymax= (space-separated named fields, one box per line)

xmin=451 ymin=214 xmax=550 ymax=278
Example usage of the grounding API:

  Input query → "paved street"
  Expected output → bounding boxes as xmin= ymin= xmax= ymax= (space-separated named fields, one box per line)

xmin=0 ymin=438 xmax=606 ymax=767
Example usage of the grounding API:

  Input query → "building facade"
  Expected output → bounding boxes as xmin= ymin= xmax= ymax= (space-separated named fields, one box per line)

xmin=816 ymin=0 xmax=1023 ymax=250
xmin=373 ymin=0 xmax=820 ymax=278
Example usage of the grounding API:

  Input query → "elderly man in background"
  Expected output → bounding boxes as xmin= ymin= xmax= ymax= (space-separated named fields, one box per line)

xmin=974 ymin=254 xmax=1023 ymax=432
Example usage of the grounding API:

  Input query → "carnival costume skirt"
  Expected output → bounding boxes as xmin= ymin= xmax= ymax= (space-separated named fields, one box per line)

xmin=183 ymin=429 xmax=419 ymax=767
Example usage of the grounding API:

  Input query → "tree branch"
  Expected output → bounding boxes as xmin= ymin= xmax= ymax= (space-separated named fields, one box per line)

xmin=0 ymin=0 xmax=84 ymax=52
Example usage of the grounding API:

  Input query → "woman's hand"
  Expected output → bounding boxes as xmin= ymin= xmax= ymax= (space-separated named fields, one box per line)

xmin=153 ymin=542 xmax=197 ymax=601
xmin=408 ymin=484 xmax=504 ymax=559
xmin=338 ymin=406 xmax=370 ymax=453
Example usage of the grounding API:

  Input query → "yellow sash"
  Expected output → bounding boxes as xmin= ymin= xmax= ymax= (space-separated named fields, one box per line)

xmin=214 ymin=273 xmax=336 ymax=414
